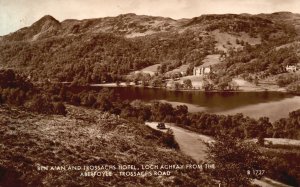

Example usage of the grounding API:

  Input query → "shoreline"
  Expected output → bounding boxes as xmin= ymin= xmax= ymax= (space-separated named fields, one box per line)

xmin=89 ymin=82 xmax=290 ymax=94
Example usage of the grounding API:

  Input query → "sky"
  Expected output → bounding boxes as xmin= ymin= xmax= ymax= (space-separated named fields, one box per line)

xmin=1 ymin=0 xmax=300 ymax=36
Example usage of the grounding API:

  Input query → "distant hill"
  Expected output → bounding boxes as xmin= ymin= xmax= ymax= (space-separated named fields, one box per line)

xmin=258 ymin=12 xmax=300 ymax=36
xmin=1 ymin=13 xmax=180 ymax=41
xmin=0 ymin=12 xmax=299 ymax=84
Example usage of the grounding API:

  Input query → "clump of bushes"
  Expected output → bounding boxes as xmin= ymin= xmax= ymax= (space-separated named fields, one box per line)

xmin=207 ymin=134 xmax=265 ymax=186
xmin=277 ymin=74 xmax=299 ymax=87
xmin=264 ymin=149 xmax=300 ymax=186
xmin=286 ymin=81 xmax=300 ymax=95
xmin=160 ymin=129 xmax=179 ymax=149
xmin=0 ymin=69 xmax=67 ymax=115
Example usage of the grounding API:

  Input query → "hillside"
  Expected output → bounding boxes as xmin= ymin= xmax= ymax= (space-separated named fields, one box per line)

xmin=258 ymin=12 xmax=300 ymax=37
xmin=2 ymin=14 xmax=180 ymax=41
xmin=0 ymin=12 xmax=299 ymax=85
xmin=0 ymin=104 xmax=214 ymax=186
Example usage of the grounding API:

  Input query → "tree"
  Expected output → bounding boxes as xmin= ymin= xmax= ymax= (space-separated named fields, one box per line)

xmin=116 ymin=80 xmax=120 ymax=86
xmin=70 ymin=94 xmax=81 ymax=106
xmin=161 ymin=129 xmax=179 ymax=149
xmin=202 ymin=79 xmax=214 ymax=91
xmin=175 ymin=105 xmax=188 ymax=116
xmin=53 ymin=102 xmax=67 ymax=116
xmin=95 ymin=88 xmax=114 ymax=111
xmin=217 ymin=76 xmax=232 ymax=91
xmin=183 ymin=79 xmax=192 ymax=89
xmin=173 ymin=82 xmax=181 ymax=90
xmin=150 ymin=77 xmax=163 ymax=87
xmin=254 ymin=76 xmax=259 ymax=86
xmin=140 ymin=107 xmax=152 ymax=121
xmin=257 ymin=117 xmax=273 ymax=137
xmin=206 ymin=134 xmax=265 ymax=186
xmin=186 ymin=64 xmax=194 ymax=75
xmin=82 ymin=93 xmax=97 ymax=107
xmin=28 ymin=95 xmax=54 ymax=114
xmin=257 ymin=134 xmax=265 ymax=146
xmin=59 ymin=86 xmax=67 ymax=101
xmin=125 ymin=79 xmax=130 ymax=86
xmin=157 ymin=102 xmax=174 ymax=121
xmin=0 ymin=69 xmax=15 ymax=86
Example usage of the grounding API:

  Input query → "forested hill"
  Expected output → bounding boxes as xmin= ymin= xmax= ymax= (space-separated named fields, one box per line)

xmin=0 ymin=12 xmax=299 ymax=84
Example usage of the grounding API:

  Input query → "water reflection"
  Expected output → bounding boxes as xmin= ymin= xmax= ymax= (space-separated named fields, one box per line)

xmin=107 ymin=87 xmax=291 ymax=112
xmin=73 ymin=86 xmax=299 ymax=121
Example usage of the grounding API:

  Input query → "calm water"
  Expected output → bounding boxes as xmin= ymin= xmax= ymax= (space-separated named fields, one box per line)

xmin=89 ymin=86 xmax=300 ymax=121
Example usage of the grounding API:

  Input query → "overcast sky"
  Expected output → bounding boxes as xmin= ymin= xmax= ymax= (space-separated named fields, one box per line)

xmin=1 ymin=0 xmax=300 ymax=36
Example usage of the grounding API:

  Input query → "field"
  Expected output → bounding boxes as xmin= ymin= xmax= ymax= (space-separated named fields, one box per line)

xmin=212 ymin=30 xmax=261 ymax=52
xmin=133 ymin=64 xmax=161 ymax=76
xmin=165 ymin=65 xmax=189 ymax=75
xmin=201 ymin=54 xmax=222 ymax=67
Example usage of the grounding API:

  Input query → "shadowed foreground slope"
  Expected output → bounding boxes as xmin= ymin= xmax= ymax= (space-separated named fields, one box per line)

xmin=0 ymin=105 xmax=213 ymax=187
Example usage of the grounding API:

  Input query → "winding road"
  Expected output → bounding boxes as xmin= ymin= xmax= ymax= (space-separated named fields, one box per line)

xmin=145 ymin=122 xmax=213 ymax=162
xmin=145 ymin=122 xmax=293 ymax=187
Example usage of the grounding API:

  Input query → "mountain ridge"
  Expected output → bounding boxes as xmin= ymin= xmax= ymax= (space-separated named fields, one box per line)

xmin=2 ymin=11 xmax=299 ymax=41
xmin=0 ymin=12 xmax=299 ymax=86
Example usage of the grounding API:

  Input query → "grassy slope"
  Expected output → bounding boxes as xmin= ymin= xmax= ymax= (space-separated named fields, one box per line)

xmin=211 ymin=30 xmax=261 ymax=52
xmin=0 ymin=105 xmax=213 ymax=187
xmin=135 ymin=64 xmax=161 ymax=75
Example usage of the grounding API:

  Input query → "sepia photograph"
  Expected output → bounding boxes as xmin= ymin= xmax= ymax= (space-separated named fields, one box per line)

xmin=0 ymin=0 xmax=300 ymax=186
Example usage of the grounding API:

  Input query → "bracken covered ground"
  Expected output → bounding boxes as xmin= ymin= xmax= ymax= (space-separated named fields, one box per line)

xmin=0 ymin=105 xmax=213 ymax=187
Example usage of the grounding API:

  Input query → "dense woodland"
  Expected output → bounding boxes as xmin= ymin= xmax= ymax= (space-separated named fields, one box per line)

xmin=0 ymin=69 xmax=67 ymax=115
xmin=0 ymin=30 xmax=215 ymax=84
